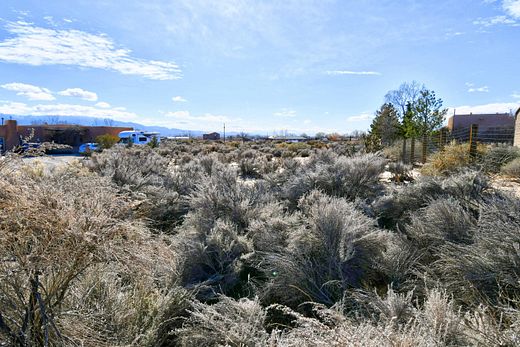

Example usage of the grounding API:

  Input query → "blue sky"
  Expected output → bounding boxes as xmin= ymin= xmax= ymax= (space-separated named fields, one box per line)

xmin=0 ymin=0 xmax=519 ymax=134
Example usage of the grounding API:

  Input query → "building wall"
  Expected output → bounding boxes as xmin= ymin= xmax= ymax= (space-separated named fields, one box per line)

xmin=0 ymin=120 xmax=132 ymax=151
xmin=447 ymin=113 xmax=514 ymax=131
xmin=203 ymin=132 xmax=220 ymax=140
xmin=514 ymin=108 xmax=520 ymax=147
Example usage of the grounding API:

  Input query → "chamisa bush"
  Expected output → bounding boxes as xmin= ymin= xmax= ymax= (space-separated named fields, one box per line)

xmin=2 ymin=140 xmax=520 ymax=346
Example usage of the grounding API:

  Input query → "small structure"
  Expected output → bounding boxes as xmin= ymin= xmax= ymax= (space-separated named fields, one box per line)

xmin=0 ymin=119 xmax=131 ymax=152
xmin=203 ymin=132 xmax=221 ymax=140
xmin=267 ymin=135 xmax=307 ymax=143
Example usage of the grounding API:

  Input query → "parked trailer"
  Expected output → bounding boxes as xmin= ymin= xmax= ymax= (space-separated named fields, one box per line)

xmin=118 ymin=131 xmax=161 ymax=145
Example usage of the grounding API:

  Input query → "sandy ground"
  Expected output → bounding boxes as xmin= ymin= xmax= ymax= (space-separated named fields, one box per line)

xmin=490 ymin=176 xmax=520 ymax=198
xmin=21 ymin=154 xmax=83 ymax=171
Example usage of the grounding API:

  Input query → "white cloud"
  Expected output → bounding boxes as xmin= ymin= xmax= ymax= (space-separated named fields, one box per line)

xmin=95 ymin=101 xmax=111 ymax=108
xmin=512 ymin=92 xmax=520 ymax=99
xmin=58 ymin=88 xmax=98 ymax=101
xmin=326 ymin=70 xmax=381 ymax=76
xmin=504 ymin=0 xmax=520 ymax=18
xmin=347 ymin=113 xmax=373 ymax=122
xmin=449 ymin=102 xmax=520 ymax=115
xmin=466 ymin=83 xmax=489 ymax=93
xmin=172 ymin=96 xmax=187 ymax=102
xmin=1 ymin=82 xmax=55 ymax=101
xmin=0 ymin=100 xmax=141 ymax=122
xmin=0 ymin=21 xmax=181 ymax=80
xmin=473 ymin=15 xmax=517 ymax=26
xmin=165 ymin=110 xmax=230 ymax=123
xmin=273 ymin=109 xmax=296 ymax=117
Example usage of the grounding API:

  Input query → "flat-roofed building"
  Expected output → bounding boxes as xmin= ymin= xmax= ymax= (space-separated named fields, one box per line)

xmin=0 ymin=119 xmax=131 ymax=152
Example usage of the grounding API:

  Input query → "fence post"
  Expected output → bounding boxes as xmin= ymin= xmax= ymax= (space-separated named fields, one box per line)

xmin=469 ymin=124 xmax=479 ymax=159
xmin=439 ymin=128 xmax=447 ymax=150
xmin=421 ymin=133 xmax=428 ymax=163
xmin=402 ymin=138 xmax=407 ymax=163
xmin=410 ymin=137 xmax=415 ymax=164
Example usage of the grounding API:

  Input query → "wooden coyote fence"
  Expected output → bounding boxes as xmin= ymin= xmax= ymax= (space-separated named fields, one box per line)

xmin=400 ymin=124 xmax=513 ymax=164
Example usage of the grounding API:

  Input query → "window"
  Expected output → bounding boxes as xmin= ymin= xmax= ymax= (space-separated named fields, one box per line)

xmin=139 ymin=137 xmax=147 ymax=142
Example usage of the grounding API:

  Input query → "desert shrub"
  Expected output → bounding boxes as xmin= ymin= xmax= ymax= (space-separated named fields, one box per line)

xmin=479 ymin=144 xmax=520 ymax=173
xmin=177 ymin=297 xmax=270 ymax=346
xmin=261 ymin=191 xmax=389 ymax=307
xmin=374 ymin=170 xmax=489 ymax=230
xmin=287 ymin=142 xmax=309 ymax=153
xmin=405 ymin=198 xmax=476 ymax=250
xmin=0 ymin=164 xmax=140 ymax=345
xmin=433 ymin=196 xmax=520 ymax=309
xmin=387 ymin=162 xmax=412 ymax=182
xmin=184 ymin=165 xmax=274 ymax=233
xmin=96 ymin=133 xmax=120 ymax=150
xmin=246 ymin=202 xmax=301 ymax=253
xmin=500 ymin=157 xmax=520 ymax=178
xmin=281 ymin=153 xmax=386 ymax=207
xmin=89 ymin=146 xmax=169 ymax=189
xmin=239 ymin=158 xmax=262 ymax=178
xmin=176 ymin=220 xmax=254 ymax=301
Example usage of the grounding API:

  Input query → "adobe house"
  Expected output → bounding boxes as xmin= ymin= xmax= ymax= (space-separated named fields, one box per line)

xmin=0 ymin=119 xmax=131 ymax=152
xmin=514 ymin=108 xmax=520 ymax=147
xmin=203 ymin=132 xmax=221 ymax=140
xmin=447 ymin=112 xmax=515 ymax=132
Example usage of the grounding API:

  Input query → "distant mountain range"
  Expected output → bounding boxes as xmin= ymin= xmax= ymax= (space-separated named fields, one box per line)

xmin=0 ymin=115 xmax=216 ymax=137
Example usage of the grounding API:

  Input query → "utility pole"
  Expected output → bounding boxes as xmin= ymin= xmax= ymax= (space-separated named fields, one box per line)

xmin=223 ymin=123 xmax=226 ymax=142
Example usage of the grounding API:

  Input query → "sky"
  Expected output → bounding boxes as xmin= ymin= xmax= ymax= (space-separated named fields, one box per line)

xmin=0 ymin=0 xmax=519 ymax=135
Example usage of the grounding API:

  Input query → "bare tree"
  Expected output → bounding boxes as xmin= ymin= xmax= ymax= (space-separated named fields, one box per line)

xmin=384 ymin=81 xmax=424 ymax=120
xmin=385 ymin=81 xmax=425 ymax=162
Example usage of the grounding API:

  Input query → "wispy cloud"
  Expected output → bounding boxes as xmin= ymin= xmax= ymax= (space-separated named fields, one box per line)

xmin=1 ymin=82 xmax=55 ymax=101
xmin=165 ymin=110 xmax=230 ymax=123
xmin=58 ymin=88 xmax=98 ymax=101
xmin=326 ymin=70 xmax=381 ymax=76
xmin=95 ymin=101 xmax=111 ymax=108
xmin=347 ymin=113 xmax=373 ymax=122
xmin=475 ymin=1 xmax=520 ymax=27
xmin=466 ymin=83 xmax=489 ymax=93
xmin=512 ymin=92 xmax=520 ymax=99
xmin=0 ymin=21 xmax=182 ymax=80
xmin=172 ymin=96 xmax=187 ymax=102
xmin=504 ymin=0 xmax=520 ymax=18
xmin=449 ymin=102 xmax=519 ymax=115
xmin=473 ymin=15 xmax=517 ymax=27
xmin=273 ymin=108 xmax=296 ymax=117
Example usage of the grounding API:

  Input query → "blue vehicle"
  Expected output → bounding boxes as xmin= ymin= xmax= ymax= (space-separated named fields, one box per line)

xmin=78 ymin=142 xmax=99 ymax=154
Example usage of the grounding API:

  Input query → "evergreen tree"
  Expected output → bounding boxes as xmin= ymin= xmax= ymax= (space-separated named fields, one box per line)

xmin=366 ymin=103 xmax=400 ymax=151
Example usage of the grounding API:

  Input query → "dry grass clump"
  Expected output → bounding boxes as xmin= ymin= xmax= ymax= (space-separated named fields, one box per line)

xmin=421 ymin=142 xmax=485 ymax=176
xmin=501 ymin=157 xmax=520 ymax=178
